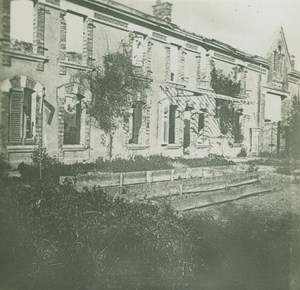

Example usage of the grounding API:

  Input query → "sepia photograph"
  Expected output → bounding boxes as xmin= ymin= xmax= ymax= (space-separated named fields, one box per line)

xmin=0 ymin=0 xmax=299 ymax=289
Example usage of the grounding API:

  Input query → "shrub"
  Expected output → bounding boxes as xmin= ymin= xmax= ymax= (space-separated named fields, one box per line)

xmin=0 ymin=181 xmax=194 ymax=290
xmin=237 ymin=147 xmax=247 ymax=157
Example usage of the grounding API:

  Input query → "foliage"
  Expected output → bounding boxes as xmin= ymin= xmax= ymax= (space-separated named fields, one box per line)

xmin=210 ymin=63 xmax=244 ymax=142
xmin=186 ymin=206 xmax=291 ymax=290
xmin=237 ymin=147 xmax=247 ymax=157
xmin=215 ymin=99 xmax=244 ymax=142
xmin=0 ymin=180 xmax=194 ymax=290
xmin=77 ymin=41 xmax=149 ymax=135
xmin=179 ymin=154 xmax=235 ymax=168
xmin=18 ymin=152 xmax=235 ymax=182
xmin=0 ymin=154 xmax=10 ymax=178
xmin=284 ymin=97 xmax=300 ymax=159
xmin=0 ymin=177 xmax=292 ymax=290
xmin=210 ymin=64 xmax=241 ymax=97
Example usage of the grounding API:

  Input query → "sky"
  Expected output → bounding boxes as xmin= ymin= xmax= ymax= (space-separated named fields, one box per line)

xmin=118 ymin=0 xmax=300 ymax=70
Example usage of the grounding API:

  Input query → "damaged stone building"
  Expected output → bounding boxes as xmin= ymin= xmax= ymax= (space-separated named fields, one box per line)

xmin=1 ymin=0 xmax=299 ymax=165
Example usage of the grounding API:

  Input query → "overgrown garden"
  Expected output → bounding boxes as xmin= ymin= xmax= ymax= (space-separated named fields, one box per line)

xmin=0 ymin=154 xmax=293 ymax=290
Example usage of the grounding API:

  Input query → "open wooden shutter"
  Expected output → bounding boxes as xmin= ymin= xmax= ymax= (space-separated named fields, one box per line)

xmin=169 ymin=105 xmax=177 ymax=144
xmin=9 ymin=89 xmax=24 ymax=144
xmin=198 ymin=113 xmax=204 ymax=132
xmin=162 ymin=105 xmax=169 ymax=144
xmin=132 ymin=102 xmax=143 ymax=144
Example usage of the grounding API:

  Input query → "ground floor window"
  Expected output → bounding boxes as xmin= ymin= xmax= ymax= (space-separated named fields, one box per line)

xmin=64 ymin=96 xmax=82 ymax=145
xmin=198 ymin=112 xmax=205 ymax=132
xmin=130 ymin=101 xmax=143 ymax=144
xmin=169 ymin=105 xmax=177 ymax=144
xmin=9 ymin=88 xmax=36 ymax=144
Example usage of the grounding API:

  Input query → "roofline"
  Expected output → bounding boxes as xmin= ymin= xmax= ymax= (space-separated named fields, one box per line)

xmin=69 ymin=0 xmax=269 ymax=68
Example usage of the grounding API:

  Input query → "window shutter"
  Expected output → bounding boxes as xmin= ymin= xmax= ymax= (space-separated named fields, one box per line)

xmin=9 ymin=89 xmax=23 ymax=144
xmin=169 ymin=105 xmax=177 ymax=144
xmin=162 ymin=105 xmax=169 ymax=144
xmin=198 ymin=113 xmax=204 ymax=132
xmin=183 ymin=119 xmax=191 ymax=148
xmin=132 ymin=102 xmax=143 ymax=144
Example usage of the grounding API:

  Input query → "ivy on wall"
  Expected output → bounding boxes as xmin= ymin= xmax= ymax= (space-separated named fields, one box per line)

xmin=211 ymin=64 xmax=244 ymax=143
xmin=210 ymin=62 xmax=242 ymax=97
xmin=215 ymin=99 xmax=244 ymax=143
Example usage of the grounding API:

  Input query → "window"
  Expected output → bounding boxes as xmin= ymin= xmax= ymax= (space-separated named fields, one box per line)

xmin=9 ymin=88 xmax=36 ymax=144
xmin=168 ymin=105 xmax=177 ymax=144
xmin=63 ymin=96 xmax=83 ymax=145
xmin=130 ymin=102 xmax=143 ymax=144
xmin=10 ymin=0 xmax=34 ymax=43
xmin=265 ymin=94 xmax=282 ymax=122
xmin=132 ymin=35 xmax=144 ymax=67
xmin=170 ymin=45 xmax=178 ymax=82
xmin=162 ymin=105 xmax=177 ymax=144
xmin=66 ymin=12 xmax=84 ymax=54
xmin=198 ymin=113 xmax=204 ymax=132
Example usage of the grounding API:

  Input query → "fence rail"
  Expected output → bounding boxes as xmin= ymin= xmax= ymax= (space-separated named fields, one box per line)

xmin=60 ymin=166 xmax=259 ymax=192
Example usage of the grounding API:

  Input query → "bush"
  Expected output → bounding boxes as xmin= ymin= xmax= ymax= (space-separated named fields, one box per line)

xmin=237 ymin=147 xmax=247 ymax=157
xmin=0 ymin=178 xmax=292 ymax=290
xmin=179 ymin=154 xmax=235 ymax=168
xmin=18 ymin=152 xmax=236 ymax=182
xmin=0 ymin=181 xmax=194 ymax=290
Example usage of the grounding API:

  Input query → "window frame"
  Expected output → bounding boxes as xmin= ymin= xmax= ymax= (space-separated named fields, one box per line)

xmin=63 ymin=94 xmax=86 ymax=146
xmin=9 ymin=87 xmax=36 ymax=145
xmin=65 ymin=11 xmax=85 ymax=55
xmin=10 ymin=0 xmax=34 ymax=44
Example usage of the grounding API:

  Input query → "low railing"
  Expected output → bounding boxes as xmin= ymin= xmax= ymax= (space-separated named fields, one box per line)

xmin=60 ymin=166 xmax=259 ymax=193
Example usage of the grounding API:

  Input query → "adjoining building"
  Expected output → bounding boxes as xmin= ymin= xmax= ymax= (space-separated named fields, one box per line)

xmin=1 ymin=0 xmax=299 ymax=166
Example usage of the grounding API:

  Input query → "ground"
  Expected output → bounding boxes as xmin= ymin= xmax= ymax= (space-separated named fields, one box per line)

xmin=191 ymin=170 xmax=300 ymax=290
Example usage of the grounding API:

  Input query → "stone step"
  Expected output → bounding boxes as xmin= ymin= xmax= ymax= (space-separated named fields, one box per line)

xmin=171 ymin=184 xmax=274 ymax=212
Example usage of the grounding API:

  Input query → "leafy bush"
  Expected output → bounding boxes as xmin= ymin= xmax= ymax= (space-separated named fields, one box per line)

xmin=0 ymin=178 xmax=292 ymax=290
xmin=0 ymin=181 xmax=194 ymax=290
xmin=237 ymin=147 xmax=247 ymax=157
xmin=18 ymin=152 xmax=235 ymax=182
xmin=276 ymin=166 xmax=292 ymax=175
xmin=179 ymin=154 xmax=235 ymax=168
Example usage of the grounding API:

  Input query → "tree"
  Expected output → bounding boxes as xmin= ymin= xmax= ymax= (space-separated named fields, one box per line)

xmin=77 ymin=40 xmax=149 ymax=159
xmin=284 ymin=96 xmax=300 ymax=159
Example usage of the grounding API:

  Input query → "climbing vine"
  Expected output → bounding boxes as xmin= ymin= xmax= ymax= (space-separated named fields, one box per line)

xmin=210 ymin=62 xmax=242 ymax=97
xmin=75 ymin=39 xmax=149 ymax=158
xmin=215 ymin=99 xmax=244 ymax=143
xmin=211 ymin=63 xmax=244 ymax=143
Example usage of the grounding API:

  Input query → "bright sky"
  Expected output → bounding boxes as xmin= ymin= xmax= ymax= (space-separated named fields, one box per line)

xmin=118 ymin=0 xmax=300 ymax=70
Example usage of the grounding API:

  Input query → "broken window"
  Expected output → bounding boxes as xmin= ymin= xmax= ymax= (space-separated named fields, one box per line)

xmin=132 ymin=35 xmax=144 ymax=67
xmin=66 ymin=12 xmax=84 ymax=54
xmin=170 ymin=45 xmax=178 ymax=82
xmin=10 ymin=0 xmax=34 ymax=43
xmin=63 ymin=96 xmax=82 ymax=145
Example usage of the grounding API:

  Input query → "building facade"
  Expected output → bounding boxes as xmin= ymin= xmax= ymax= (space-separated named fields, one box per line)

xmin=1 ymin=0 xmax=300 ymax=166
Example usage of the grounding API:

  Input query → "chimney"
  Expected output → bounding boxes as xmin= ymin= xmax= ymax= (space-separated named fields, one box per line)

xmin=291 ymin=55 xmax=295 ymax=70
xmin=152 ymin=0 xmax=173 ymax=22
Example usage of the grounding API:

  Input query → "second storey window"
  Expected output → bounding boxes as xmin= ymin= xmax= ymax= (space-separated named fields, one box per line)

xmin=66 ymin=12 xmax=84 ymax=54
xmin=10 ymin=0 xmax=34 ymax=43
xmin=132 ymin=35 xmax=144 ymax=67
xmin=170 ymin=45 xmax=178 ymax=82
